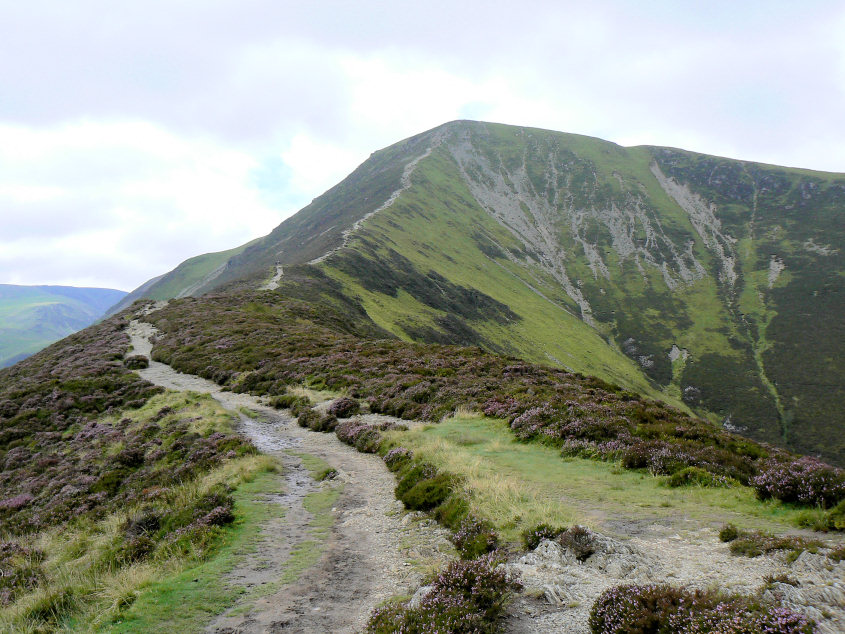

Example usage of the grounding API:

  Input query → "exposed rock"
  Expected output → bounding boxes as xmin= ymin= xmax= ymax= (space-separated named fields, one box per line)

xmin=407 ymin=584 xmax=435 ymax=609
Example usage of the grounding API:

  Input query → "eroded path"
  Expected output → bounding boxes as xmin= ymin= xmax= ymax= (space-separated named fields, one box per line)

xmin=128 ymin=320 xmax=453 ymax=633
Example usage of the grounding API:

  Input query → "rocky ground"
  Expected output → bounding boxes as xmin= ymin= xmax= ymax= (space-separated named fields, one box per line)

xmin=503 ymin=526 xmax=844 ymax=633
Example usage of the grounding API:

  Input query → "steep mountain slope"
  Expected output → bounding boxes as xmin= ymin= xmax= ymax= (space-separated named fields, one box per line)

xmin=0 ymin=284 xmax=126 ymax=367
xmin=118 ymin=121 xmax=844 ymax=464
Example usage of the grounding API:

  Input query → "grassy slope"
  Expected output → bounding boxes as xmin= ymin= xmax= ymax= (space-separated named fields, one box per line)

xmin=0 ymin=389 xmax=278 ymax=632
xmin=318 ymin=122 xmax=842 ymax=461
xmin=323 ymin=145 xmax=677 ymax=406
xmin=0 ymin=285 xmax=126 ymax=366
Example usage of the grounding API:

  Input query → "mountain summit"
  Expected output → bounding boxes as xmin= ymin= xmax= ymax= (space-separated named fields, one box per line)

xmin=118 ymin=121 xmax=844 ymax=463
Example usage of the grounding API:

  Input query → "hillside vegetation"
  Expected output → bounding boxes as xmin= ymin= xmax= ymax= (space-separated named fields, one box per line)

xmin=145 ymin=291 xmax=845 ymax=523
xmin=116 ymin=120 xmax=844 ymax=465
xmin=0 ymin=314 xmax=277 ymax=630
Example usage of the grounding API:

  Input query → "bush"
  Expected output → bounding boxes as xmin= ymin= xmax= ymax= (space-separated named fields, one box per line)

xmin=719 ymin=523 xmax=739 ymax=542
xmin=588 ymin=583 xmax=816 ymax=634
xmin=521 ymin=523 xmax=566 ymax=551
xmin=0 ymin=542 xmax=45 ymax=606
xmin=297 ymin=409 xmax=337 ymax=432
xmin=399 ymin=474 xmax=453 ymax=511
xmin=433 ymin=494 xmax=471 ymax=530
xmin=452 ymin=517 xmax=498 ymax=559
xmin=751 ymin=457 xmax=845 ymax=508
xmin=123 ymin=355 xmax=149 ymax=370
xmin=327 ymin=396 xmax=360 ymax=418
xmin=297 ymin=408 xmax=319 ymax=429
xmin=270 ymin=394 xmax=310 ymax=413
xmin=353 ymin=428 xmax=382 ymax=453
xmin=727 ymin=529 xmax=821 ymax=559
xmin=383 ymin=447 xmax=413 ymax=472
xmin=667 ymin=466 xmax=734 ymax=488
xmin=367 ymin=555 xmax=521 ymax=634
xmin=559 ymin=525 xmax=596 ymax=561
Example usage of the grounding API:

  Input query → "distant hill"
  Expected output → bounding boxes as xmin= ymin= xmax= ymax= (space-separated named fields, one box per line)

xmin=105 ymin=239 xmax=261 ymax=316
xmin=118 ymin=120 xmax=844 ymax=464
xmin=0 ymin=284 xmax=127 ymax=366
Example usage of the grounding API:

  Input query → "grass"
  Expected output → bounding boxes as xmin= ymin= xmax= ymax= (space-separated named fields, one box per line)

xmin=99 ymin=459 xmax=280 ymax=633
xmin=387 ymin=415 xmax=822 ymax=544
xmin=0 ymin=455 xmax=279 ymax=633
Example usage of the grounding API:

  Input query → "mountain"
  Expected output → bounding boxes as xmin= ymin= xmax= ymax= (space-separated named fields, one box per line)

xmin=0 ymin=284 xmax=127 ymax=367
xmin=105 ymin=238 xmax=261 ymax=316
xmin=118 ymin=120 xmax=845 ymax=464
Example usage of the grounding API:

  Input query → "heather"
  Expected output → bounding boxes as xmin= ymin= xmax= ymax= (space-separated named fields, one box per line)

xmin=521 ymin=523 xmax=566 ymax=551
xmin=588 ymin=583 xmax=816 ymax=633
xmin=0 ymin=314 xmax=268 ymax=627
xmin=0 ymin=390 xmax=255 ymax=535
xmin=146 ymin=293 xmax=843 ymax=514
xmin=366 ymin=554 xmax=521 ymax=634
xmin=718 ymin=523 xmax=823 ymax=560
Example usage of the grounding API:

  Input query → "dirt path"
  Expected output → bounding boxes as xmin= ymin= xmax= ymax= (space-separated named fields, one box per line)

xmin=127 ymin=319 xmax=453 ymax=633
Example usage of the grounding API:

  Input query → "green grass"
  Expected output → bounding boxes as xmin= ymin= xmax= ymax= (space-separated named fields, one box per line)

xmin=143 ymin=239 xmax=260 ymax=301
xmin=388 ymin=416 xmax=820 ymax=544
xmin=100 ymin=465 xmax=282 ymax=633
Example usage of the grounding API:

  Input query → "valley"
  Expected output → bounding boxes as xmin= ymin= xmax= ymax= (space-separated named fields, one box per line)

xmin=0 ymin=285 xmax=127 ymax=368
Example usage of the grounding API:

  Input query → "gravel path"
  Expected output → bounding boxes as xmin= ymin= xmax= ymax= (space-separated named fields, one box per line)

xmin=128 ymin=319 xmax=453 ymax=633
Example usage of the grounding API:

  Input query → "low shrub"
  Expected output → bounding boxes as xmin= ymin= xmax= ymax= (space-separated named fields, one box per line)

xmin=829 ymin=545 xmax=845 ymax=562
xmin=399 ymin=474 xmax=453 ymax=511
xmin=588 ymin=583 xmax=816 ymax=634
xmin=751 ymin=457 xmax=845 ymax=509
xmin=123 ymin=355 xmax=149 ymax=370
xmin=367 ymin=554 xmax=521 ymax=634
xmin=452 ymin=517 xmax=498 ymax=559
xmin=297 ymin=408 xmax=319 ymax=429
xmin=270 ymin=394 xmax=310 ymax=413
xmin=667 ymin=466 xmax=735 ymax=488
xmin=297 ymin=408 xmax=337 ymax=432
xmin=559 ymin=525 xmax=596 ymax=561
xmin=727 ymin=529 xmax=821 ymax=559
xmin=718 ymin=523 xmax=739 ymax=542
xmin=327 ymin=396 xmax=360 ymax=418
xmin=383 ymin=447 xmax=413 ymax=472
xmin=521 ymin=523 xmax=566 ymax=551
xmin=433 ymin=494 xmax=471 ymax=530
xmin=354 ymin=428 xmax=382 ymax=453
xmin=0 ymin=542 xmax=45 ymax=606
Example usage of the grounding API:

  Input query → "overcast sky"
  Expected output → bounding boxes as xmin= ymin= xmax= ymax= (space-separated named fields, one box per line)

xmin=2 ymin=1 xmax=844 ymax=291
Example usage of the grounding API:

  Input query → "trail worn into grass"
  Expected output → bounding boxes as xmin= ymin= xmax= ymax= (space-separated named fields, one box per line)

xmin=128 ymin=319 xmax=452 ymax=633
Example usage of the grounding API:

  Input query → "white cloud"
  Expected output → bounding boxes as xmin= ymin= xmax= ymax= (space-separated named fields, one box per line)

xmin=0 ymin=121 xmax=283 ymax=288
